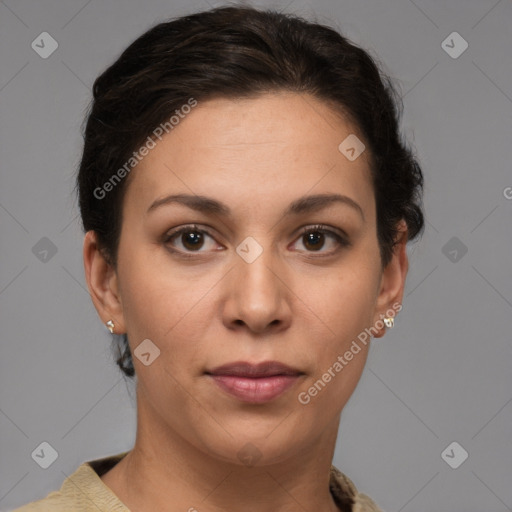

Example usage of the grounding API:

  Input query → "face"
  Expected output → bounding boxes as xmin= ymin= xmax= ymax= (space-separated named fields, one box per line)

xmin=85 ymin=92 xmax=407 ymax=466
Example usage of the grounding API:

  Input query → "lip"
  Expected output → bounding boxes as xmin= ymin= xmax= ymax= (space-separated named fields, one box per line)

xmin=205 ymin=361 xmax=304 ymax=404
xmin=207 ymin=360 xmax=302 ymax=377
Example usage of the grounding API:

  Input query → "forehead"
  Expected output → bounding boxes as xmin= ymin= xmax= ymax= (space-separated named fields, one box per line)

xmin=123 ymin=92 xmax=375 ymax=221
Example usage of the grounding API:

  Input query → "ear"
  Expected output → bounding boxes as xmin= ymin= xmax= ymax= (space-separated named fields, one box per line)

xmin=83 ymin=230 xmax=126 ymax=334
xmin=372 ymin=220 xmax=409 ymax=338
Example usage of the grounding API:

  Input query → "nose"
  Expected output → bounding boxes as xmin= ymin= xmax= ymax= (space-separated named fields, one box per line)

xmin=222 ymin=243 xmax=292 ymax=335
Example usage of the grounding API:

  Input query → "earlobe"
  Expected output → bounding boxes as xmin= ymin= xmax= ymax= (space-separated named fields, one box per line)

xmin=83 ymin=230 xmax=126 ymax=333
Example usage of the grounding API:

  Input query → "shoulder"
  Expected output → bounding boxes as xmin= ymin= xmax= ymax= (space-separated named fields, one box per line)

xmin=330 ymin=465 xmax=383 ymax=512
xmin=11 ymin=452 xmax=130 ymax=512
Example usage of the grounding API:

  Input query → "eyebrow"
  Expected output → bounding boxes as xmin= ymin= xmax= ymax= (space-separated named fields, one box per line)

xmin=146 ymin=192 xmax=364 ymax=221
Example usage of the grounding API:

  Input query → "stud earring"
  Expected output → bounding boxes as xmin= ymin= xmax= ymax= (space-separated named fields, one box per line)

xmin=106 ymin=320 xmax=115 ymax=334
xmin=383 ymin=317 xmax=394 ymax=328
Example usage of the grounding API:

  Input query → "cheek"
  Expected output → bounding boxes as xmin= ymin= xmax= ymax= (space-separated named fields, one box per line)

xmin=116 ymin=252 xmax=217 ymax=374
xmin=297 ymin=281 xmax=373 ymax=414
xmin=117 ymin=241 xmax=198 ymax=333
xmin=303 ymin=349 xmax=369 ymax=416
xmin=307 ymin=261 xmax=379 ymax=341
xmin=299 ymin=257 xmax=379 ymax=396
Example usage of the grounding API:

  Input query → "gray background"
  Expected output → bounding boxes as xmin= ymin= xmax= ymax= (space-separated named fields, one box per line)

xmin=1 ymin=0 xmax=511 ymax=510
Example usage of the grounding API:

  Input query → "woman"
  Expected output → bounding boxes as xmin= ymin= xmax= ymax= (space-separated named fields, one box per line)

xmin=14 ymin=4 xmax=424 ymax=511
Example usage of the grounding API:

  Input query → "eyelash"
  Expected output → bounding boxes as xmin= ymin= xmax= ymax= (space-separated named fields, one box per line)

xmin=163 ymin=223 xmax=350 ymax=258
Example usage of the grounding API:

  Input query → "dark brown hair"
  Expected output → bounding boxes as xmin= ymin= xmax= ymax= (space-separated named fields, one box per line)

xmin=75 ymin=5 xmax=425 ymax=380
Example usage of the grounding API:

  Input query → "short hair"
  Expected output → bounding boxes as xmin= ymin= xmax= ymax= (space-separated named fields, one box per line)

xmin=75 ymin=5 xmax=425 ymax=378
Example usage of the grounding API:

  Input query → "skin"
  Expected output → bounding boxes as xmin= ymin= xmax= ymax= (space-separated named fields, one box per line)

xmin=83 ymin=91 xmax=408 ymax=512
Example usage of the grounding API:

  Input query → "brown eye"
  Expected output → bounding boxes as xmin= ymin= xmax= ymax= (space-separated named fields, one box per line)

xmin=164 ymin=225 xmax=218 ymax=254
xmin=179 ymin=230 xmax=204 ymax=251
xmin=293 ymin=224 xmax=350 ymax=255
xmin=302 ymin=231 xmax=326 ymax=251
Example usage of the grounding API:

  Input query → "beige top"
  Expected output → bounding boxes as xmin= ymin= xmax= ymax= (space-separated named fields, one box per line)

xmin=12 ymin=451 xmax=382 ymax=512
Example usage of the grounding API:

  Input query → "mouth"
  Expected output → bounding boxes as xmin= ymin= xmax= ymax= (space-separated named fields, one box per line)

xmin=205 ymin=361 xmax=304 ymax=404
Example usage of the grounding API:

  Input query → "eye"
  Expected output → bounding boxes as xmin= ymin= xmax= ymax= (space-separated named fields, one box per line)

xmin=163 ymin=224 xmax=220 ymax=254
xmin=163 ymin=223 xmax=350 ymax=258
xmin=291 ymin=224 xmax=350 ymax=255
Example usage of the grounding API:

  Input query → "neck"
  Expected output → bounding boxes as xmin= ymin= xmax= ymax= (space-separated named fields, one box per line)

xmin=102 ymin=391 xmax=343 ymax=512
